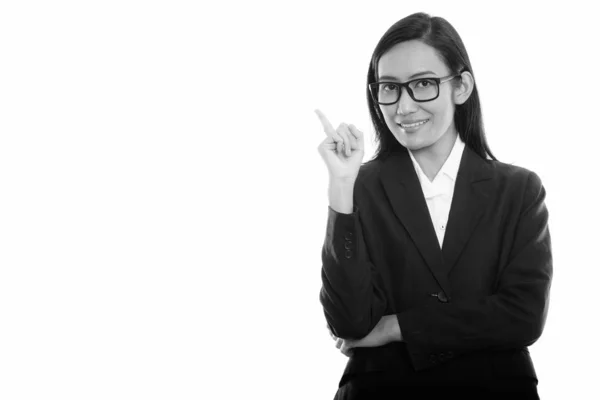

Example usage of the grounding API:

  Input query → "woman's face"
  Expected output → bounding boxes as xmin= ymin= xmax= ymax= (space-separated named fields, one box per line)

xmin=377 ymin=40 xmax=458 ymax=154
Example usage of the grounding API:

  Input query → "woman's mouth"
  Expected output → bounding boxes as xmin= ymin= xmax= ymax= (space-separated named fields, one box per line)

xmin=398 ymin=119 xmax=429 ymax=129
xmin=398 ymin=119 xmax=429 ymax=133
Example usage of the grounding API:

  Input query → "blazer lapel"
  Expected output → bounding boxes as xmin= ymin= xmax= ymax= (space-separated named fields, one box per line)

xmin=379 ymin=145 xmax=493 ymax=298
xmin=442 ymin=145 xmax=493 ymax=275
xmin=380 ymin=147 xmax=449 ymax=292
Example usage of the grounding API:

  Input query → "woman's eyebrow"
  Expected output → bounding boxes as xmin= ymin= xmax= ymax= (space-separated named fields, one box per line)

xmin=379 ymin=70 xmax=438 ymax=81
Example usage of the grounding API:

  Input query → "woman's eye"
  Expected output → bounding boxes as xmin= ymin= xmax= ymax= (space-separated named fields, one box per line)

xmin=416 ymin=79 xmax=433 ymax=88
xmin=383 ymin=84 xmax=398 ymax=92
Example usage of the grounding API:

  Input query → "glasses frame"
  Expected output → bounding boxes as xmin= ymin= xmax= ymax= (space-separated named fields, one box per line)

xmin=368 ymin=74 xmax=459 ymax=105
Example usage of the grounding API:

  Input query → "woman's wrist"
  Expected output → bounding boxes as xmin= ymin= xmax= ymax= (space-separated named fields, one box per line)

xmin=328 ymin=179 xmax=355 ymax=214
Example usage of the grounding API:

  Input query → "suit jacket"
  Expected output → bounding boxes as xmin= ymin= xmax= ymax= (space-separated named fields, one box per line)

xmin=320 ymin=144 xmax=552 ymax=387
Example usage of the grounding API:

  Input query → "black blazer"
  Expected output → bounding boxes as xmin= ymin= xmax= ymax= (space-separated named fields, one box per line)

xmin=320 ymin=144 xmax=552 ymax=387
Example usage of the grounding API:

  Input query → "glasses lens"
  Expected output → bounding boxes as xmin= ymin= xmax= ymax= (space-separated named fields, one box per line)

xmin=408 ymin=79 xmax=438 ymax=101
xmin=374 ymin=83 xmax=400 ymax=104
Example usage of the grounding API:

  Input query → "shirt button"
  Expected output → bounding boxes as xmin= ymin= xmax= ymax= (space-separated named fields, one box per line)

xmin=440 ymin=224 xmax=445 ymax=230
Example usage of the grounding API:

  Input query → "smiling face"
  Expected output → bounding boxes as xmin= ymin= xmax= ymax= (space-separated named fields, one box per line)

xmin=377 ymin=40 xmax=460 ymax=156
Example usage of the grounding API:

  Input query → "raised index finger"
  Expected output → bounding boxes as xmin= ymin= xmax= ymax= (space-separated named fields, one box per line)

xmin=314 ymin=109 xmax=336 ymax=137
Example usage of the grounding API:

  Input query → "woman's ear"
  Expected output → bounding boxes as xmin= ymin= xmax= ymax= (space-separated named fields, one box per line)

xmin=453 ymin=71 xmax=475 ymax=105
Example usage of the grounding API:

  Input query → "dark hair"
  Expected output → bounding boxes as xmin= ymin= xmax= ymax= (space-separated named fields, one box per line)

xmin=366 ymin=12 xmax=497 ymax=162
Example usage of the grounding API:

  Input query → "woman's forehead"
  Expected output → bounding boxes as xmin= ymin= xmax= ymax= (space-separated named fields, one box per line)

xmin=377 ymin=40 xmax=448 ymax=81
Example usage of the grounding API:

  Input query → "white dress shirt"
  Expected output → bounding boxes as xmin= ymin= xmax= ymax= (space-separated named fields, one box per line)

xmin=407 ymin=134 xmax=465 ymax=249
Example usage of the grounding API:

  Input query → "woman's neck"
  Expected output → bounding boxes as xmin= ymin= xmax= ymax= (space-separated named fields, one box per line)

xmin=411 ymin=131 xmax=458 ymax=182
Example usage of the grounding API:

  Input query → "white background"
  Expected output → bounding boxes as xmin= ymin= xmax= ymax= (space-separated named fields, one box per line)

xmin=0 ymin=1 xmax=598 ymax=399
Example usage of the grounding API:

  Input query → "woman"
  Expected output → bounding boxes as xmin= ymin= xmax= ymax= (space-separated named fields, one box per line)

xmin=316 ymin=12 xmax=552 ymax=399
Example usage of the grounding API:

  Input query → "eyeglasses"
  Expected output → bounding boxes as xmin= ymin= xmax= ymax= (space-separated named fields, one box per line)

xmin=368 ymin=75 xmax=459 ymax=105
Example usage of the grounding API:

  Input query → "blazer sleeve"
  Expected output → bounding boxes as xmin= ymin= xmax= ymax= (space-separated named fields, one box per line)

xmin=397 ymin=171 xmax=553 ymax=371
xmin=320 ymin=204 xmax=388 ymax=340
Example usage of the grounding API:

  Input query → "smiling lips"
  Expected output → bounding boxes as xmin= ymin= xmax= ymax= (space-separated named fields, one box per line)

xmin=399 ymin=119 xmax=429 ymax=129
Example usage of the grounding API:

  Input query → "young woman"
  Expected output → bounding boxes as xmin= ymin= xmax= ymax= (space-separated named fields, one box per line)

xmin=316 ymin=12 xmax=552 ymax=399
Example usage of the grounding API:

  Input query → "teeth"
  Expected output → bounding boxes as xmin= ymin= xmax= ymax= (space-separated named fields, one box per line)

xmin=401 ymin=120 xmax=428 ymax=128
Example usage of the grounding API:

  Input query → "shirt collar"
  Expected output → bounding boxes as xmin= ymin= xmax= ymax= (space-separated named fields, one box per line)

xmin=408 ymin=134 xmax=465 ymax=184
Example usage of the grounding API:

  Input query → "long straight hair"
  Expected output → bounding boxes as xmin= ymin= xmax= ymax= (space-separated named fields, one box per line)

xmin=366 ymin=13 xmax=497 ymax=162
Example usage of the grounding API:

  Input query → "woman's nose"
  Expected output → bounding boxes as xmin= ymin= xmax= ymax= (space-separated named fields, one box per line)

xmin=396 ymin=87 xmax=418 ymax=115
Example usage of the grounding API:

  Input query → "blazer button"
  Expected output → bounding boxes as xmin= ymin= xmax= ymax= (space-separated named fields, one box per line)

xmin=344 ymin=232 xmax=353 ymax=240
xmin=344 ymin=241 xmax=352 ymax=249
xmin=436 ymin=291 xmax=448 ymax=303
xmin=429 ymin=354 xmax=437 ymax=363
xmin=345 ymin=250 xmax=353 ymax=259
xmin=447 ymin=351 xmax=454 ymax=358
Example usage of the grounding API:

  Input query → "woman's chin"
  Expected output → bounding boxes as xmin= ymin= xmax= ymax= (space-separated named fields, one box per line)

xmin=395 ymin=134 xmax=426 ymax=150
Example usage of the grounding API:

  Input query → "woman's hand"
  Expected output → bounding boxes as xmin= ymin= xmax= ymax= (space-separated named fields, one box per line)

xmin=328 ymin=315 xmax=402 ymax=357
xmin=315 ymin=109 xmax=365 ymax=183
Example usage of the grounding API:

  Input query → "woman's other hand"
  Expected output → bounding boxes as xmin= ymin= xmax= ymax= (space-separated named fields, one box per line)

xmin=327 ymin=315 xmax=402 ymax=357
xmin=316 ymin=109 xmax=365 ymax=184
